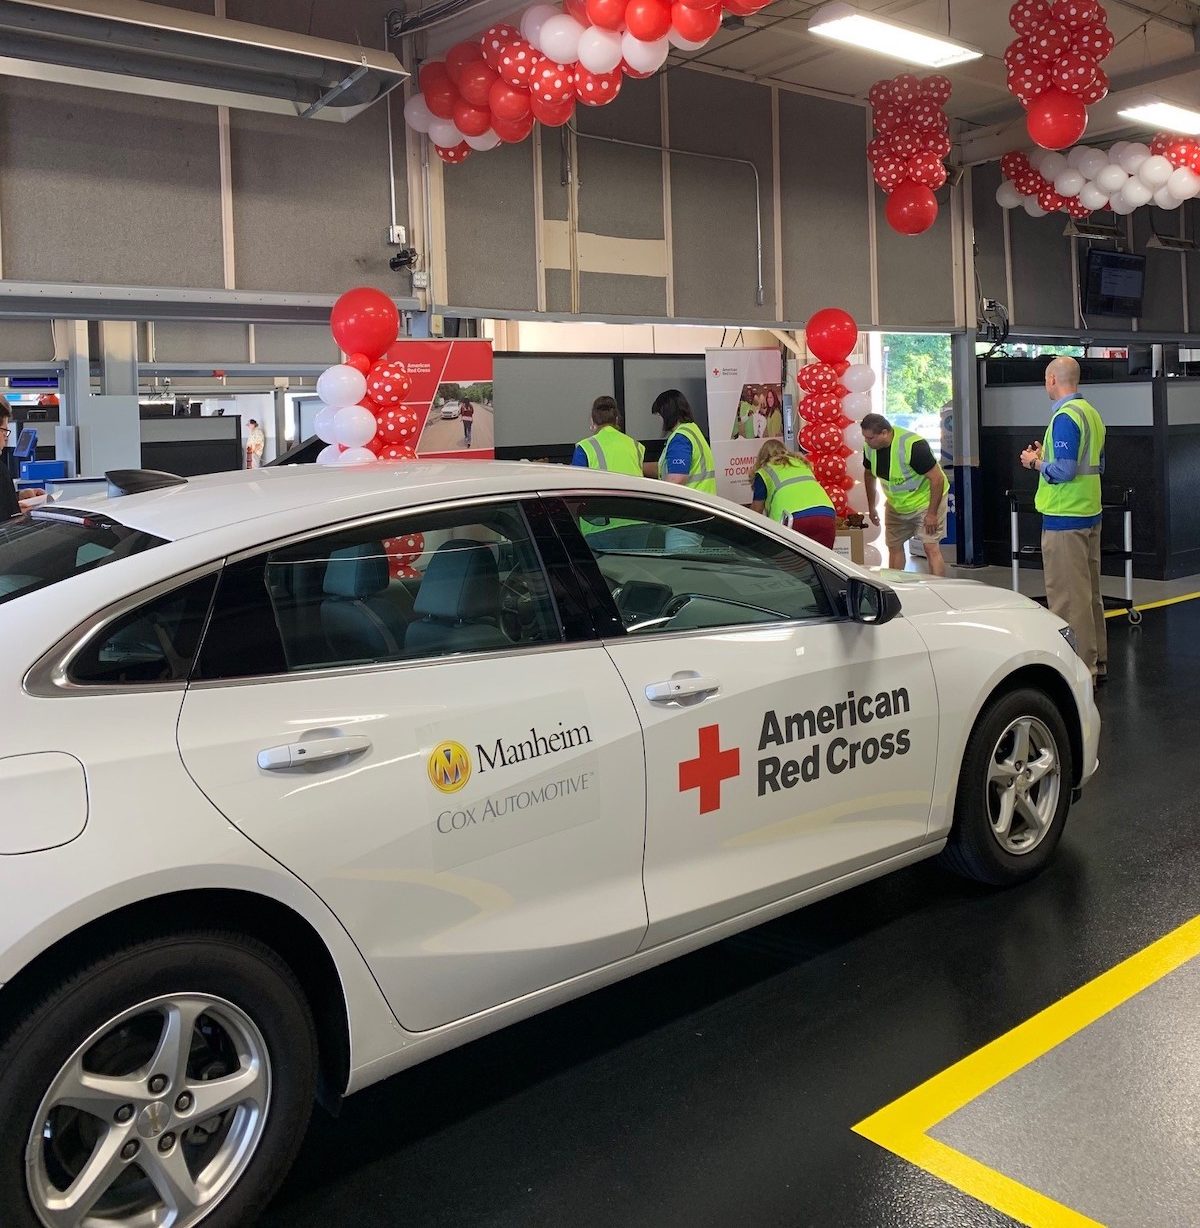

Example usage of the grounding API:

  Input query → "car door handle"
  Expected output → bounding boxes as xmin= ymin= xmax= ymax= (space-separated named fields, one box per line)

xmin=257 ymin=735 xmax=372 ymax=771
xmin=645 ymin=675 xmax=720 ymax=704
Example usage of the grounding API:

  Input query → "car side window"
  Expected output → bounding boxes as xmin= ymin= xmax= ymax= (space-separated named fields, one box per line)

xmin=565 ymin=495 xmax=834 ymax=635
xmin=69 ymin=574 xmax=218 ymax=686
xmin=196 ymin=501 xmax=563 ymax=680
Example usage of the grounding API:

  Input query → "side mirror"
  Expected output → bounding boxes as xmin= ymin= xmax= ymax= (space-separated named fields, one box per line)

xmin=844 ymin=578 xmax=902 ymax=625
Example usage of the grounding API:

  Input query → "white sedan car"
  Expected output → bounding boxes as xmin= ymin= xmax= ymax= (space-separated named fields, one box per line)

xmin=0 ymin=463 xmax=1098 ymax=1228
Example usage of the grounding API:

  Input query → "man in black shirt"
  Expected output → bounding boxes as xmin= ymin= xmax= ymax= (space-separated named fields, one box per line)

xmin=1 ymin=400 xmax=42 ymax=519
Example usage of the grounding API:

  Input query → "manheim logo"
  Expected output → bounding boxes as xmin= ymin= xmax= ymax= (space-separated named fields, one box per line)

xmin=428 ymin=741 xmax=471 ymax=793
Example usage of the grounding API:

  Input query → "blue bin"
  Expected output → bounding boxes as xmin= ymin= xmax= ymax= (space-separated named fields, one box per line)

xmin=20 ymin=460 xmax=68 ymax=481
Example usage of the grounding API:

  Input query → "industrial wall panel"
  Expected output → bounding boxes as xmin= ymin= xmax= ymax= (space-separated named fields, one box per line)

xmin=0 ymin=79 xmax=224 ymax=288
xmin=1134 ymin=210 xmax=1185 ymax=334
xmin=546 ymin=268 xmax=572 ymax=313
xmin=982 ymin=380 xmax=1153 ymax=427
xmin=1008 ymin=210 xmax=1074 ymax=329
xmin=576 ymin=78 xmax=664 ymax=242
xmin=231 ymin=102 xmax=401 ymax=294
xmin=580 ymin=272 xmax=668 ymax=318
xmin=667 ymin=73 xmax=775 ymax=322
xmin=252 ymin=324 xmax=339 ymax=364
xmin=972 ymin=163 xmax=1009 ymax=308
xmin=153 ymin=322 xmax=250 ymax=364
xmin=541 ymin=128 xmax=569 ymax=224
xmin=0 ymin=320 xmax=56 ymax=362
xmin=621 ymin=356 xmax=708 ymax=439
xmin=494 ymin=355 xmax=614 ymax=446
xmin=1188 ymin=202 xmax=1200 ymax=327
xmin=445 ymin=139 xmax=538 ymax=312
xmin=779 ymin=92 xmax=871 ymax=324
xmin=1168 ymin=428 xmax=1200 ymax=555
xmin=875 ymin=186 xmax=955 ymax=327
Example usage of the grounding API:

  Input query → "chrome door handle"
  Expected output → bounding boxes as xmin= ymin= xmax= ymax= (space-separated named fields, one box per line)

xmin=645 ymin=675 xmax=720 ymax=704
xmin=257 ymin=735 xmax=372 ymax=771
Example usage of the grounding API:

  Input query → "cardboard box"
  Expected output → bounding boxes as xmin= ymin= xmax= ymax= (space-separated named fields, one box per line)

xmin=832 ymin=526 xmax=865 ymax=565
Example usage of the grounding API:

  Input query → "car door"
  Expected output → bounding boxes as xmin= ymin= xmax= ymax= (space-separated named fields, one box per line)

xmin=175 ymin=497 xmax=647 ymax=1033
xmin=549 ymin=493 xmax=939 ymax=948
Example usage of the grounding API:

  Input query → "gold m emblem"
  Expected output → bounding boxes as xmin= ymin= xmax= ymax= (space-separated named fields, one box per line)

xmin=428 ymin=741 xmax=471 ymax=793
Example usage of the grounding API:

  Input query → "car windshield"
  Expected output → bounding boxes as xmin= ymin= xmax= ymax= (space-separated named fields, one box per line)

xmin=0 ymin=510 xmax=165 ymax=607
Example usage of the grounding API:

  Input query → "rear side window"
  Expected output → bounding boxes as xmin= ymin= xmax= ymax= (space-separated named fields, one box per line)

xmin=0 ymin=512 xmax=164 ymax=607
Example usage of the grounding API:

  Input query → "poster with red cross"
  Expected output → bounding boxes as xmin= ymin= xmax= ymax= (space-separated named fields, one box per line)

xmin=384 ymin=339 xmax=494 ymax=460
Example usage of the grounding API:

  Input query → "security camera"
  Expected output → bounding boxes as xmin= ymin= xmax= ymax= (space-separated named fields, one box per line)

xmin=389 ymin=246 xmax=418 ymax=272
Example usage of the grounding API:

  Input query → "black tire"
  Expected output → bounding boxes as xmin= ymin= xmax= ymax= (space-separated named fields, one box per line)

xmin=939 ymin=686 xmax=1074 ymax=887
xmin=0 ymin=931 xmax=317 ymax=1228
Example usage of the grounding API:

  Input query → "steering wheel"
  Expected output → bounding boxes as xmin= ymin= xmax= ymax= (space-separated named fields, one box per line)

xmin=500 ymin=574 xmax=535 ymax=640
xmin=662 ymin=594 xmax=694 ymax=620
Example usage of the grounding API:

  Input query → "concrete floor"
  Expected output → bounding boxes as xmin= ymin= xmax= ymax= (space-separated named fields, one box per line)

xmin=260 ymin=601 xmax=1199 ymax=1228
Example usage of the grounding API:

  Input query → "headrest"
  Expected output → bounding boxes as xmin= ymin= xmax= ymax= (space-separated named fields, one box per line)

xmin=323 ymin=543 xmax=390 ymax=600
xmin=413 ymin=539 xmax=499 ymax=622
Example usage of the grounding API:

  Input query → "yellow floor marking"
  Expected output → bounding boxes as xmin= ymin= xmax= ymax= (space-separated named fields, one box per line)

xmin=1103 ymin=589 xmax=1200 ymax=619
xmin=854 ymin=913 xmax=1200 ymax=1228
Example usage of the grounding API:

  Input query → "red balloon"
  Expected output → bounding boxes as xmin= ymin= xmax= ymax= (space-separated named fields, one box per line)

xmin=805 ymin=308 xmax=858 ymax=365
xmin=1052 ymin=0 xmax=1098 ymax=24
xmin=1010 ymin=62 xmax=1052 ymax=102
xmin=446 ymin=40 xmax=484 ymax=85
xmin=345 ymin=352 xmax=371 ymax=375
xmin=497 ymin=38 xmax=544 ymax=88
xmin=891 ymin=74 xmax=922 ymax=106
xmin=587 ymin=0 xmax=629 ymax=27
xmin=1037 ymin=184 xmax=1066 ymax=212
xmin=672 ymin=1 xmax=722 ymax=42
xmin=532 ymin=61 xmax=576 ymax=105
xmin=453 ymin=98 xmax=492 ymax=137
xmin=1009 ymin=0 xmax=1051 ymax=34
xmin=888 ymin=126 xmax=922 ymax=159
xmin=481 ymin=24 xmax=520 ymax=70
xmin=621 ymin=58 xmax=657 ymax=79
xmin=490 ymin=78 xmax=531 ymax=121
xmin=801 ymin=394 xmax=842 ymax=423
xmin=1001 ymin=150 xmax=1032 ymax=179
xmin=565 ymin=0 xmax=590 ymax=21
xmin=908 ymin=151 xmax=947 ymax=191
xmin=1031 ymin=20 xmax=1072 ymax=59
xmin=873 ymin=155 xmax=906 ymax=193
xmin=377 ymin=407 xmax=422 ymax=446
xmin=625 ymin=0 xmax=672 ymax=41
xmin=867 ymin=80 xmax=895 ymax=109
xmin=379 ymin=444 xmax=418 ymax=464
xmin=435 ymin=142 xmax=472 ymax=165
xmin=331 ymin=288 xmax=399 ymax=362
xmin=419 ymin=62 xmax=450 ymax=93
xmin=575 ymin=65 xmax=623 ymax=106
xmin=828 ymin=488 xmax=850 ymax=518
xmin=867 ymin=135 xmax=889 ymax=163
xmin=1078 ymin=65 xmax=1108 ymax=103
xmin=798 ymin=363 xmax=840 ymax=393
xmin=908 ymin=98 xmax=943 ymax=131
xmin=720 ymin=0 xmax=770 ymax=13
xmin=920 ymin=74 xmax=953 ymax=105
xmin=1070 ymin=20 xmax=1113 ymax=59
xmin=492 ymin=112 xmax=536 ymax=143
xmin=1052 ymin=49 xmax=1097 ymax=93
xmin=364 ymin=435 xmax=389 ymax=458
xmin=366 ymin=360 xmax=412 ymax=408
xmin=922 ymin=130 xmax=953 ymax=159
xmin=885 ymin=179 xmax=938 ymax=236
xmin=1065 ymin=197 xmax=1092 ymax=219
xmin=1016 ymin=31 xmax=1054 ymax=63
xmin=873 ymin=101 xmax=908 ymax=135
xmin=1027 ymin=85 xmax=1087 ymax=149
xmin=811 ymin=454 xmax=847 ymax=483
xmin=458 ymin=60 xmax=499 ymax=107
xmin=531 ymin=94 xmax=576 ymax=127
xmin=424 ymin=75 xmax=459 ymax=120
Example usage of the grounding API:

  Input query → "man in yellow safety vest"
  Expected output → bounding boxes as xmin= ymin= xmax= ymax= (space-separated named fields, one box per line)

xmin=571 ymin=396 xmax=645 ymax=476
xmin=861 ymin=413 xmax=949 ymax=576
xmin=1021 ymin=356 xmax=1108 ymax=684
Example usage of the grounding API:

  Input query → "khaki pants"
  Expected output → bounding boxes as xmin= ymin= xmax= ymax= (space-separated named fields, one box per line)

xmin=1042 ymin=523 xmax=1107 ymax=676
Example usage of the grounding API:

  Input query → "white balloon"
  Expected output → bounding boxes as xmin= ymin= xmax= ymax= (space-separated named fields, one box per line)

xmin=1066 ymin=145 xmax=1091 ymax=170
xmin=1040 ymin=151 xmax=1069 ymax=181
xmin=621 ymin=30 xmax=670 ymax=74
xmin=314 ymin=404 xmax=339 ymax=444
xmin=316 ymin=364 xmax=367 ymax=409
xmin=842 ymin=363 xmax=876 ymax=393
xmin=578 ymin=25 xmax=624 ymax=74
xmin=1028 ymin=149 xmax=1050 ymax=175
xmin=336 ymin=446 xmax=378 ymax=466
xmin=1110 ymin=194 xmax=1136 ymax=215
xmin=539 ymin=13 xmax=585 ymax=62
xmin=1155 ymin=185 xmax=1183 ymax=210
xmin=844 ymin=422 xmax=864 ymax=453
xmin=1137 ymin=154 xmax=1173 ymax=189
xmin=464 ymin=129 xmax=502 ymax=152
xmin=668 ymin=28 xmax=708 ymax=50
xmin=1168 ymin=166 xmax=1200 ymax=201
xmin=1023 ymin=196 xmax=1047 ymax=217
xmin=842 ymin=391 xmax=872 ymax=417
xmin=1118 ymin=142 xmax=1151 ymax=174
xmin=1054 ymin=169 xmax=1085 ymax=197
xmin=1095 ymin=164 xmax=1128 ymax=195
xmin=403 ymin=94 xmax=434 ymax=134
xmin=1119 ymin=179 xmax=1153 ymax=209
xmin=1078 ymin=149 xmax=1109 ymax=181
xmin=1079 ymin=182 xmax=1110 ymax=211
xmin=333 ymin=403 xmax=378 ymax=449
xmin=316 ymin=444 xmax=343 ymax=466
xmin=520 ymin=2 xmax=559 ymax=46
xmin=428 ymin=117 xmax=464 ymax=148
xmin=1109 ymin=141 xmax=1129 ymax=161
xmin=996 ymin=181 xmax=1024 ymax=209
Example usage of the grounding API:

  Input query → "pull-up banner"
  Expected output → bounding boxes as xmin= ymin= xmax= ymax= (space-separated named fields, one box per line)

xmin=386 ymin=339 xmax=495 ymax=459
xmin=705 ymin=347 xmax=783 ymax=503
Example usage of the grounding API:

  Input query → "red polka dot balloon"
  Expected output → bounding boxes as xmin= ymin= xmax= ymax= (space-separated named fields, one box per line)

xmin=890 ymin=74 xmax=922 ymax=106
xmin=908 ymin=152 xmax=948 ymax=191
xmin=1070 ymin=21 xmax=1114 ymax=59
xmin=1032 ymin=21 xmax=1073 ymax=59
xmin=872 ymin=100 xmax=909 ymax=135
xmin=533 ymin=60 xmax=576 ymax=106
xmin=435 ymin=142 xmax=472 ymax=165
xmin=481 ymin=24 xmax=520 ymax=70
xmin=575 ymin=65 xmax=623 ymax=106
xmin=922 ymin=130 xmax=953 ymax=159
xmin=1005 ymin=43 xmax=1034 ymax=71
xmin=811 ymin=454 xmax=848 ymax=484
xmin=1009 ymin=0 xmax=1051 ymax=35
xmin=867 ymin=80 xmax=895 ymax=108
xmin=382 ymin=533 xmax=426 ymax=578
xmin=1051 ymin=49 xmax=1097 ymax=93
xmin=498 ymin=39 xmax=544 ymax=88
xmin=907 ymin=98 xmax=943 ymax=132
xmin=1012 ymin=62 xmax=1052 ymax=101
xmin=920 ymin=75 xmax=953 ymax=105
xmin=1002 ymin=151 xmax=1032 ymax=179
xmin=867 ymin=136 xmax=889 ymax=163
xmin=888 ymin=126 xmax=922 ymax=159
xmin=367 ymin=361 xmax=412 ymax=407
xmin=377 ymin=408 xmax=421 ymax=447
xmin=1052 ymin=0 xmax=1099 ymax=25
xmin=873 ymin=155 xmax=906 ymax=193
xmin=798 ymin=363 xmax=840 ymax=393
xmin=1077 ymin=65 xmax=1108 ymax=103
xmin=1016 ymin=32 xmax=1054 ymax=63
xmin=1037 ymin=184 xmax=1067 ymax=212
xmin=379 ymin=443 xmax=418 ymax=463
xmin=800 ymin=393 xmax=842 ymax=423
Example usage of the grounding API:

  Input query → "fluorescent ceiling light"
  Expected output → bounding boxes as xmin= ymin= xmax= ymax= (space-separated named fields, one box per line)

xmin=1117 ymin=101 xmax=1200 ymax=135
xmin=807 ymin=2 xmax=982 ymax=68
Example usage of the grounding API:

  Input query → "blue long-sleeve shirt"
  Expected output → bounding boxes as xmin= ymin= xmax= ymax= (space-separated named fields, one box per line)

xmin=1042 ymin=395 xmax=1104 ymax=531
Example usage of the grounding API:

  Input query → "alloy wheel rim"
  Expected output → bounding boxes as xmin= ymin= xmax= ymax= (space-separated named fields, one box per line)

xmin=985 ymin=715 xmax=1061 ymax=856
xmin=26 ymin=993 xmax=271 ymax=1228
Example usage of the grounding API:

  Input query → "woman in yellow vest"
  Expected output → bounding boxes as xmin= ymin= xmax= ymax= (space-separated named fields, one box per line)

xmin=751 ymin=439 xmax=837 ymax=549
xmin=649 ymin=390 xmax=716 ymax=492
xmin=571 ymin=396 xmax=645 ymax=476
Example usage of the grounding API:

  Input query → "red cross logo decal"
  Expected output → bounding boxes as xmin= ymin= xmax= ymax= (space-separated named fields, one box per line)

xmin=679 ymin=724 xmax=741 ymax=815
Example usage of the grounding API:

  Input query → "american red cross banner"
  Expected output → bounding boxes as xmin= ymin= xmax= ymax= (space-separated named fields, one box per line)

xmin=385 ymin=339 xmax=495 ymax=459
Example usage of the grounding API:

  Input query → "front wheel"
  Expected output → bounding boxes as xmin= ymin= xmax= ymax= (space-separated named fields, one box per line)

xmin=0 ymin=932 xmax=317 ymax=1228
xmin=939 ymin=687 xmax=1074 ymax=886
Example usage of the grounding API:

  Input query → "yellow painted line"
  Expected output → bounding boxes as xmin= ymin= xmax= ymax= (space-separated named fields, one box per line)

xmin=1104 ymin=589 xmax=1200 ymax=619
xmin=854 ymin=913 xmax=1200 ymax=1228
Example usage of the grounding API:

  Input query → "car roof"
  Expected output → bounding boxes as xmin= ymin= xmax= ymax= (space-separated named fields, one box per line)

xmin=52 ymin=462 xmax=663 ymax=543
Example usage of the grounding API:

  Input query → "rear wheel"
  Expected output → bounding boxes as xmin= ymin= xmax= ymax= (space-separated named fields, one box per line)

xmin=0 ymin=932 xmax=317 ymax=1228
xmin=939 ymin=687 xmax=1074 ymax=886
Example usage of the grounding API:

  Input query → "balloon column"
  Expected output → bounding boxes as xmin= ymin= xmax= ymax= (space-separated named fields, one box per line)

xmin=401 ymin=0 xmax=773 ymax=164
xmin=313 ymin=288 xmax=420 ymax=466
xmin=1004 ymin=0 xmax=1114 ymax=150
xmin=798 ymin=308 xmax=874 ymax=519
xmin=867 ymin=73 xmax=952 ymax=237
xmin=996 ymin=136 xmax=1200 ymax=218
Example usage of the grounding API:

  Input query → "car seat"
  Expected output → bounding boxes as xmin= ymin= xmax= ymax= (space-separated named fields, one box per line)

xmin=320 ymin=543 xmax=406 ymax=661
xmin=405 ymin=539 xmax=510 ymax=656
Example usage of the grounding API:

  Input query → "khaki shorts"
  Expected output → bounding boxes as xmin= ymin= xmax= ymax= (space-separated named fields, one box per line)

xmin=885 ymin=497 xmax=948 ymax=550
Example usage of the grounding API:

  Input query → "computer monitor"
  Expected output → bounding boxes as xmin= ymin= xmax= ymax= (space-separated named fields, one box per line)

xmin=14 ymin=428 xmax=36 ymax=461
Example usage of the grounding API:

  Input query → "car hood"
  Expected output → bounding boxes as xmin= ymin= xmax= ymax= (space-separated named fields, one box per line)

xmin=883 ymin=570 xmax=1043 ymax=614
